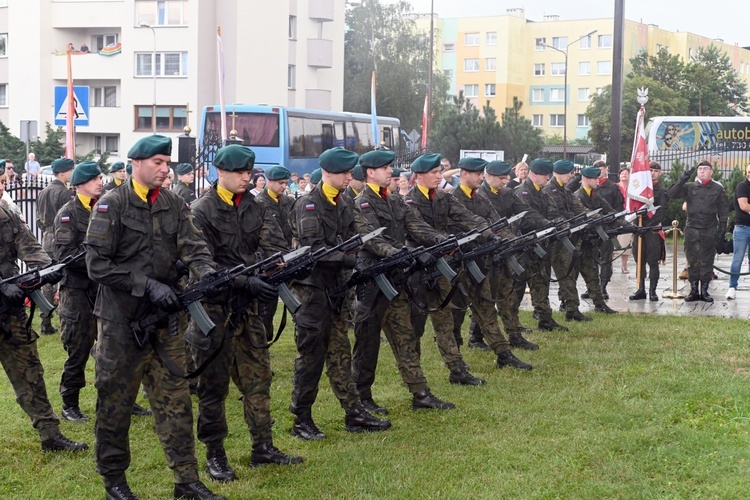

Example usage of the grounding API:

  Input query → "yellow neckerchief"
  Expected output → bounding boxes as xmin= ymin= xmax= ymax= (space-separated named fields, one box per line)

xmin=351 ymin=186 xmax=360 ymax=196
xmin=321 ymin=182 xmax=340 ymax=205
xmin=533 ymin=182 xmax=541 ymax=191
xmin=583 ymin=186 xmax=593 ymax=196
xmin=417 ymin=184 xmax=431 ymax=199
xmin=216 ymin=184 xmax=235 ymax=206
xmin=459 ymin=184 xmax=473 ymax=198
xmin=556 ymin=179 xmax=565 ymax=188
xmin=266 ymin=188 xmax=280 ymax=202
xmin=484 ymin=181 xmax=499 ymax=194
xmin=114 ymin=178 xmax=123 ymax=186
xmin=77 ymin=193 xmax=95 ymax=212
xmin=367 ymin=182 xmax=384 ymax=198
xmin=132 ymin=178 xmax=149 ymax=203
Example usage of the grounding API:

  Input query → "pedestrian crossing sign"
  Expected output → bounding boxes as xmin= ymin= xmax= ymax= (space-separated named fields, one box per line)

xmin=54 ymin=86 xmax=90 ymax=126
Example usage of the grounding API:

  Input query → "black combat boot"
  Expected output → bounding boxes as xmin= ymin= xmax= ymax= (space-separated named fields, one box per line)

xmin=106 ymin=482 xmax=139 ymax=500
xmin=173 ymin=480 xmax=225 ymax=500
xmin=249 ymin=441 xmax=303 ymax=467
xmin=565 ymin=310 xmax=592 ymax=322
xmin=41 ymin=433 xmax=88 ymax=453
xmin=448 ymin=366 xmax=487 ymax=386
xmin=360 ymin=397 xmax=388 ymax=415
xmin=344 ymin=406 xmax=392 ymax=432
xmin=132 ymin=403 xmax=152 ymax=416
xmin=629 ymin=285 xmax=647 ymax=300
xmin=291 ymin=413 xmax=326 ymax=441
xmin=509 ymin=332 xmax=540 ymax=350
xmin=496 ymin=350 xmax=532 ymax=371
xmin=700 ymin=281 xmax=714 ymax=303
xmin=580 ymin=291 xmax=590 ymax=299
xmin=40 ymin=316 xmax=57 ymax=336
xmin=649 ymin=278 xmax=659 ymax=301
xmin=685 ymin=281 xmax=701 ymax=302
xmin=538 ymin=318 xmax=569 ymax=332
xmin=600 ymin=279 xmax=609 ymax=300
xmin=594 ymin=303 xmax=618 ymax=314
xmin=205 ymin=447 xmax=236 ymax=483
xmin=411 ymin=389 xmax=455 ymax=410
xmin=467 ymin=336 xmax=491 ymax=351
xmin=62 ymin=406 xmax=89 ymax=423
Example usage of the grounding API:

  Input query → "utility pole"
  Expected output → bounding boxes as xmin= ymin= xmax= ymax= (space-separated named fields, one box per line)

xmin=610 ymin=0 xmax=625 ymax=179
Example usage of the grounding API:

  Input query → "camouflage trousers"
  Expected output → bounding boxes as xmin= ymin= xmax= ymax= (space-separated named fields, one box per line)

xmin=685 ymin=225 xmax=718 ymax=283
xmin=575 ymin=245 xmax=606 ymax=306
xmin=289 ymin=283 xmax=360 ymax=416
xmin=187 ymin=303 xmax=274 ymax=446
xmin=551 ymin=242 xmax=582 ymax=313
xmin=57 ymin=286 xmax=97 ymax=405
xmin=94 ymin=318 xmax=198 ymax=488
xmin=524 ymin=255 xmax=553 ymax=321
xmin=466 ymin=265 xmax=526 ymax=340
xmin=462 ymin=274 xmax=510 ymax=354
xmin=40 ymin=232 xmax=57 ymax=322
xmin=352 ymin=282 xmax=429 ymax=399
xmin=598 ymin=238 xmax=615 ymax=283
xmin=0 ymin=309 xmax=60 ymax=440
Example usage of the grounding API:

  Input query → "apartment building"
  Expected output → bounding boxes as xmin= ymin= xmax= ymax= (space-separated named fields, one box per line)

xmin=417 ymin=9 xmax=750 ymax=142
xmin=0 ymin=0 xmax=344 ymax=162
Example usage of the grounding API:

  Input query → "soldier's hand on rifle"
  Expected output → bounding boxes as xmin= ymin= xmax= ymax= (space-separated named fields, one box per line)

xmin=244 ymin=276 xmax=278 ymax=302
xmin=0 ymin=282 xmax=25 ymax=306
xmin=42 ymin=269 xmax=65 ymax=285
xmin=416 ymin=252 xmax=437 ymax=268
xmin=145 ymin=278 xmax=180 ymax=313
xmin=341 ymin=254 xmax=358 ymax=269
xmin=681 ymin=167 xmax=696 ymax=182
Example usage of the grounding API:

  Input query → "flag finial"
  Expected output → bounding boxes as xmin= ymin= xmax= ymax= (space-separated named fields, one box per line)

xmin=637 ymin=87 xmax=649 ymax=106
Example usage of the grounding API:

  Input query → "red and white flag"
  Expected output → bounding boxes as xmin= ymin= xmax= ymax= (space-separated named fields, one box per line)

xmin=627 ymin=105 xmax=653 ymax=214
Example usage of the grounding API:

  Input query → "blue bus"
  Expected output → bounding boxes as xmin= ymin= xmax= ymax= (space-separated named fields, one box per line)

xmin=198 ymin=105 xmax=402 ymax=177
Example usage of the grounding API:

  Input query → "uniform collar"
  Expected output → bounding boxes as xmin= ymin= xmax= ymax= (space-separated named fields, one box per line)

xmin=583 ymin=186 xmax=593 ymax=196
xmin=321 ymin=182 xmax=341 ymax=205
xmin=459 ymin=184 xmax=476 ymax=198
xmin=266 ymin=188 xmax=280 ymax=202
xmin=417 ymin=184 xmax=431 ymax=199
xmin=114 ymin=178 xmax=123 ymax=186
xmin=131 ymin=178 xmax=149 ymax=203
xmin=216 ymin=184 xmax=237 ymax=206
xmin=76 ymin=193 xmax=96 ymax=211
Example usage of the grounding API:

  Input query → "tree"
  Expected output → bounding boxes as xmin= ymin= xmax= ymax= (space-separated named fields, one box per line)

xmin=684 ymin=45 xmax=748 ymax=115
xmin=497 ymin=97 xmax=544 ymax=163
xmin=628 ymin=48 xmax=686 ymax=89
xmin=30 ymin=123 xmax=66 ymax=166
xmin=75 ymin=149 xmax=112 ymax=174
xmin=0 ymin=121 xmax=27 ymax=170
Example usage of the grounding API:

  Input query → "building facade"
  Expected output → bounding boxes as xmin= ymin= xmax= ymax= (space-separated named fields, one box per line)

xmin=0 ymin=0 xmax=345 ymax=162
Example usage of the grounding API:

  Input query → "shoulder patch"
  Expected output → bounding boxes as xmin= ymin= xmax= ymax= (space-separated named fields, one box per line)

xmin=405 ymin=199 xmax=414 ymax=204
xmin=520 ymin=191 xmax=529 ymax=196
xmin=305 ymin=203 xmax=315 ymax=211
xmin=361 ymin=202 xmax=370 ymax=209
xmin=97 ymin=204 xmax=109 ymax=213
xmin=60 ymin=215 xmax=71 ymax=223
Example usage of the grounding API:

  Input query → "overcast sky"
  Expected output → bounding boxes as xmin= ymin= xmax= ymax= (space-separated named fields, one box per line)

xmin=382 ymin=0 xmax=748 ymax=48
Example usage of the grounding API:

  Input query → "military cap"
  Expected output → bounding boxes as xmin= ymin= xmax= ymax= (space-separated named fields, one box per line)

xmin=310 ymin=168 xmax=322 ymax=185
xmin=649 ymin=161 xmax=662 ymax=170
xmin=351 ymin=164 xmax=364 ymax=181
xmin=391 ymin=168 xmax=403 ymax=178
xmin=553 ymin=159 xmax=575 ymax=174
xmin=318 ymin=147 xmax=359 ymax=173
xmin=0 ymin=159 xmax=5 ymax=175
xmin=458 ymin=157 xmax=488 ymax=172
xmin=175 ymin=163 xmax=194 ymax=175
xmin=580 ymin=166 xmax=601 ymax=178
xmin=266 ymin=165 xmax=291 ymax=181
xmin=360 ymin=149 xmax=396 ymax=169
xmin=126 ymin=162 xmax=132 ymax=175
xmin=71 ymin=161 xmax=102 ymax=186
xmin=127 ymin=135 xmax=172 ymax=159
xmin=213 ymin=144 xmax=255 ymax=172
xmin=529 ymin=158 xmax=554 ymax=175
xmin=410 ymin=153 xmax=442 ymax=173
xmin=51 ymin=157 xmax=75 ymax=173
xmin=486 ymin=161 xmax=513 ymax=176
xmin=109 ymin=161 xmax=125 ymax=173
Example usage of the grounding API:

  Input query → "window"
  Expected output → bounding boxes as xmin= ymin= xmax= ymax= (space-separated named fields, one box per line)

xmin=135 ymin=105 xmax=187 ymax=132
xmin=464 ymin=58 xmax=479 ymax=72
xmin=92 ymin=34 xmax=118 ymax=52
xmin=578 ymin=88 xmax=590 ymax=101
xmin=0 ymin=0 xmax=6 ymax=7
xmin=465 ymin=33 xmax=480 ymax=46
xmin=485 ymin=84 xmax=496 ymax=97
xmin=552 ymin=37 xmax=568 ymax=50
xmin=532 ymin=114 xmax=543 ymax=127
xmin=688 ymin=48 xmax=694 ymax=61
xmin=535 ymin=37 xmax=546 ymax=50
xmin=464 ymin=84 xmax=479 ymax=98
xmin=577 ymin=114 xmax=591 ymax=127
xmin=288 ymin=65 xmax=296 ymax=90
xmin=94 ymin=135 xmax=120 ymax=155
xmin=289 ymin=16 xmax=297 ymax=40
xmin=532 ymin=88 xmax=544 ymax=102
xmin=550 ymin=114 xmax=565 ymax=127
xmin=551 ymin=62 xmax=566 ymax=76
xmin=443 ymin=69 xmax=454 ymax=80
xmin=549 ymin=88 xmax=565 ymax=102
xmin=656 ymin=44 xmax=663 ymax=53
xmin=0 ymin=84 xmax=7 ymax=107
xmin=485 ymin=58 xmax=496 ymax=71
xmin=534 ymin=63 xmax=545 ymax=76
xmin=598 ymin=34 xmax=612 ymax=48
xmin=579 ymin=62 xmax=590 ymax=75
xmin=486 ymin=32 xmax=497 ymax=45
xmin=443 ymin=43 xmax=454 ymax=52
xmin=92 ymin=86 xmax=117 ymax=107
xmin=136 ymin=0 xmax=189 ymax=26
xmin=135 ymin=52 xmax=188 ymax=77
xmin=0 ymin=34 xmax=6 ymax=57
xmin=596 ymin=87 xmax=604 ymax=95
xmin=580 ymin=35 xmax=592 ymax=49
xmin=597 ymin=60 xmax=612 ymax=75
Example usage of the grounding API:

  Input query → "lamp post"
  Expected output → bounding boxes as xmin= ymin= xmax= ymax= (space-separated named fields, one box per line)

xmin=540 ymin=30 xmax=597 ymax=159
xmin=140 ymin=23 xmax=157 ymax=135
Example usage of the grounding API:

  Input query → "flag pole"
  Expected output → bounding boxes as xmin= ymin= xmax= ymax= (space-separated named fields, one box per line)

xmin=217 ymin=27 xmax=228 ymax=145
xmin=66 ymin=43 xmax=75 ymax=159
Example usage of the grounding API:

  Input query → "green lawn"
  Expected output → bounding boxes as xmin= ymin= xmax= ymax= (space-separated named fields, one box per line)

xmin=1 ymin=311 xmax=750 ymax=498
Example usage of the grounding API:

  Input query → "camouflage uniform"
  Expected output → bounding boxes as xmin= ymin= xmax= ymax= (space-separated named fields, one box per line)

xmin=595 ymin=178 xmax=624 ymax=286
xmin=172 ymin=180 xmax=196 ymax=204
xmin=631 ymin=182 xmax=668 ymax=293
xmin=102 ymin=179 xmax=124 ymax=194
xmin=85 ymin=180 xmax=215 ymax=489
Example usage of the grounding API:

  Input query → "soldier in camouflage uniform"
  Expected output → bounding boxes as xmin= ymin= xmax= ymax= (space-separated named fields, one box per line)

xmin=344 ymin=164 xmax=365 ymax=202
xmin=172 ymin=163 xmax=197 ymax=204
xmin=85 ymin=135 xmax=224 ymax=500
xmin=352 ymin=150 xmax=457 ymax=415
xmin=593 ymin=160 xmax=624 ymax=300
xmin=629 ymin=161 xmax=669 ymax=301
xmin=668 ymin=161 xmax=729 ymax=302
xmin=188 ymin=146 xmax=302 ymax=483
xmin=102 ymin=161 xmax=128 ymax=194
xmin=36 ymin=157 xmax=74 ymax=335
xmin=0 ymin=161 xmax=87 ymax=454
xmin=288 ymin=147 xmax=391 ymax=441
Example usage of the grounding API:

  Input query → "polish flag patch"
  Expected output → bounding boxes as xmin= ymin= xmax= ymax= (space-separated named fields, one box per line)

xmin=361 ymin=202 xmax=370 ymax=209
xmin=305 ymin=203 xmax=315 ymax=211
xmin=60 ymin=216 xmax=71 ymax=223
xmin=97 ymin=204 xmax=109 ymax=212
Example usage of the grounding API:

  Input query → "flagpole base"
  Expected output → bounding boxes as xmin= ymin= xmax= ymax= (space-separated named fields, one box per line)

xmin=662 ymin=291 xmax=686 ymax=299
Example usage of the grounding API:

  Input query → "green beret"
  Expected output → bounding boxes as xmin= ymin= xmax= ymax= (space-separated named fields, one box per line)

xmin=580 ymin=166 xmax=601 ymax=178
xmin=71 ymin=161 xmax=102 ymax=186
xmin=529 ymin=158 xmax=554 ymax=175
xmin=127 ymin=135 xmax=172 ymax=160
xmin=0 ymin=159 xmax=5 ymax=175
xmin=410 ymin=153 xmax=442 ymax=173
xmin=458 ymin=157 xmax=488 ymax=172
xmin=391 ymin=168 xmax=403 ymax=178
xmin=649 ymin=161 xmax=662 ymax=170
xmin=486 ymin=161 xmax=512 ymax=176
xmin=310 ymin=168 xmax=322 ymax=185
xmin=175 ymin=163 xmax=194 ymax=175
xmin=213 ymin=145 xmax=256 ymax=172
xmin=126 ymin=163 xmax=132 ymax=175
xmin=109 ymin=161 xmax=125 ymax=173
xmin=351 ymin=164 xmax=364 ymax=181
xmin=319 ymin=147 xmax=359 ymax=173
xmin=360 ymin=149 xmax=396 ymax=169
xmin=51 ymin=158 xmax=75 ymax=173
xmin=553 ymin=160 xmax=575 ymax=174
xmin=266 ymin=165 xmax=291 ymax=181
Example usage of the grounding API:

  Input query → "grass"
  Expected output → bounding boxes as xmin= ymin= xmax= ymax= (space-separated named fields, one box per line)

xmin=2 ymin=311 xmax=750 ymax=498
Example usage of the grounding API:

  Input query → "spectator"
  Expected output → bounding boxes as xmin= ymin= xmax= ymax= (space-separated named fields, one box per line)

xmin=249 ymin=172 xmax=265 ymax=196
xmin=25 ymin=153 xmax=41 ymax=180
xmin=288 ymin=172 xmax=300 ymax=194
xmin=79 ymin=42 xmax=89 ymax=53
xmin=439 ymin=157 xmax=458 ymax=192
xmin=163 ymin=168 xmax=174 ymax=189
xmin=296 ymin=177 xmax=308 ymax=194
xmin=398 ymin=172 xmax=410 ymax=196
xmin=617 ymin=167 xmax=631 ymax=273
xmin=726 ymin=164 xmax=750 ymax=299
xmin=506 ymin=161 xmax=529 ymax=189
xmin=6 ymin=163 xmax=17 ymax=186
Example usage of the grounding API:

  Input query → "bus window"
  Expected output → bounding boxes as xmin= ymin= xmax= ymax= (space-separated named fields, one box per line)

xmin=352 ymin=121 xmax=373 ymax=154
xmin=334 ymin=122 xmax=345 ymax=148
xmin=321 ymin=123 xmax=334 ymax=152
xmin=289 ymin=116 xmax=304 ymax=157
xmin=205 ymin=112 xmax=280 ymax=147
xmin=303 ymin=118 xmax=323 ymax=157
xmin=381 ymin=126 xmax=392 ymax=149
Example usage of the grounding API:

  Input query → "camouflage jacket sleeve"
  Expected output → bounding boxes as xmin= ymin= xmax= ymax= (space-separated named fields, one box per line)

xmin=176 ymin=201 xmax=216 ymax=279
xmin=260 ymin=202 xmax=292 ymax=256
xmin=353 ymin=199 xmax=400 ymax=258
xmin=16 ymin=213 xmax=51 ymax=269
xmin=53 ymin=201 xmax=88 ymax=275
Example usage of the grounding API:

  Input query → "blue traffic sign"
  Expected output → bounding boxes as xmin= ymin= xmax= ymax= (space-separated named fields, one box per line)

xmin=54 ymin=86 xmax=90 ymax=127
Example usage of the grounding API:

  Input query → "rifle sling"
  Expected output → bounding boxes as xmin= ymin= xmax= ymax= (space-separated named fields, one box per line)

xmin=549 ymin=249 xmax=582 ymax=283
xmin=148 ymin=317 xmax=226 ymax=380
xmin=248 ymin=304 xmax=288 ymax=350
xmin=405 ymin=281 xmax=459 ymax=314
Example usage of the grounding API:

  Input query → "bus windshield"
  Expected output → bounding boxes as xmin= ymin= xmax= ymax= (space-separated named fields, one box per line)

xmin=204 ymin=112 xmax=280 ymax=148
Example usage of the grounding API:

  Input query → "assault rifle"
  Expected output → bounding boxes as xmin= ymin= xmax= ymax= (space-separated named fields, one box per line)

xmin=456 ymin=211 xmax=529 ymax=240
xmin=585 ymin=206 xmax=654 ymax=242
xmin=607 ymin=224 xmax=663 ymax=250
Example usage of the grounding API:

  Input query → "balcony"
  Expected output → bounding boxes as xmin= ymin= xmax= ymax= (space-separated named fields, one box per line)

xmin=51 ymin=1 xmax=126 ymax=29
xmin=51 ymin=52 xmax=123 ymax=81
xmin=307 ymin=38 xmax=333 ymax=68
xmin=308 ymin=0 xmax=334 ymax=21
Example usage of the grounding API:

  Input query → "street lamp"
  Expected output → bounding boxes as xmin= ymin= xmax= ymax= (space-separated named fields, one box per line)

xmin=540 ymin=30 xmax=597 ymax=159
xmin=140 ymin=23 xmax=157 ymax=134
